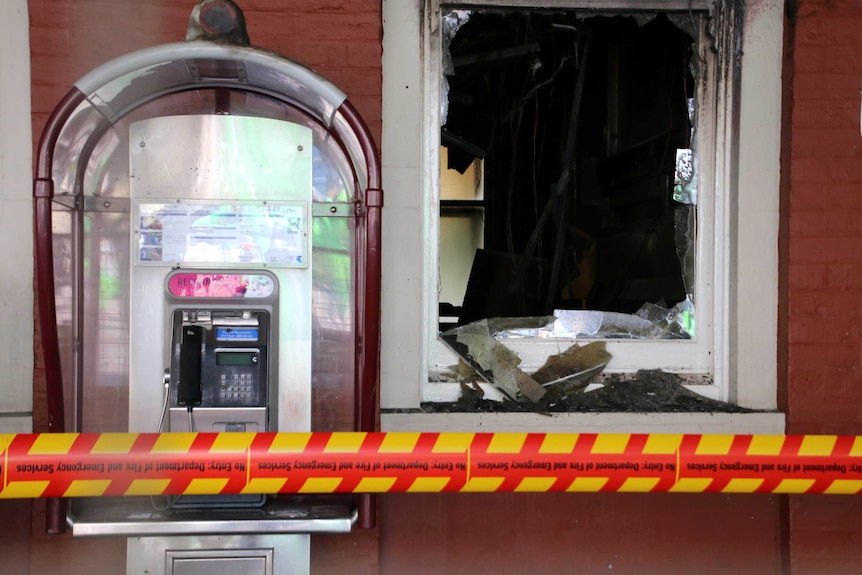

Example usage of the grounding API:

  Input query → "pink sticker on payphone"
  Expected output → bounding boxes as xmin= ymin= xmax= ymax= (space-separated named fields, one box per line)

xmin=168 ymin=273 xmax=275 ymax=298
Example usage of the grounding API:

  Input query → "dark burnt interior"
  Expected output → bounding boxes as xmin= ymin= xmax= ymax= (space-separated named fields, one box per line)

xmin=441 ymin=10 xmax=698 ymax=329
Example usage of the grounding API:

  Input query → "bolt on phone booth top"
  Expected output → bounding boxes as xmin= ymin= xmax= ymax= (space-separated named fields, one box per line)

xmin=32 ymin=1 xmax=382 ymax=573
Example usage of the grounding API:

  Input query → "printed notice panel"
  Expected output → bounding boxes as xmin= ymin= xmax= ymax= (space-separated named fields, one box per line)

xmin=135 ymin=201 xmax=308 ymax=268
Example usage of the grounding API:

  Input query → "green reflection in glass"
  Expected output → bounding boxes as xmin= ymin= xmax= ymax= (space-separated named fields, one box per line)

xmin=312 ymin=216 xmax=352 ymax=332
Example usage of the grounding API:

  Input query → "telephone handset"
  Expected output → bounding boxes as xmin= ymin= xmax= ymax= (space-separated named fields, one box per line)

xmin=177 ymin=325 xmax=203 ymax=407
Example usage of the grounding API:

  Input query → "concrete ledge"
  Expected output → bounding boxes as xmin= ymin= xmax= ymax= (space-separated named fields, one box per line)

xmin=0 ymin=415 xmax=33 ymax=434
xmin=382 ymin=411 xmax=786 ymax=435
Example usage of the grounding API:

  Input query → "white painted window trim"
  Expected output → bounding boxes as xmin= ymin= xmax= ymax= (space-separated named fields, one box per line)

xmin=0 ymin=0 xmax=33 ymax=433
xmin=380 ymin=0 xmax=782 ymax=432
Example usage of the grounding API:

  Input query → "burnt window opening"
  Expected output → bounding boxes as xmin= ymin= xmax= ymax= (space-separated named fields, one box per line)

xmin=439 ymin=10 xmax=701 ymax=340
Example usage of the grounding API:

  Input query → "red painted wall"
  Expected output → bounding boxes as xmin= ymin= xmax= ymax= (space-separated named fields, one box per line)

xmin=12 ymin=0 xmax=862 ymax=573
xmin=379 ymin=492 xmax=782 ymax=575
xmin=28 ymin=0 xmax=381 ymax=160
xmin=786 ymin=1 xmax=862 ymax=573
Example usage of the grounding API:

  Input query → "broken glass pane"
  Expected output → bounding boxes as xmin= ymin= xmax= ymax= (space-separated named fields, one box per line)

xmin=673 ymin=148 xmax=696 ymax=204
xmin=441 ymin=317 xmax=549 ymax=401
xmin=441 ymin=10 xmax=472 ymax=125
xmin=438 ymin=8 xmax=703 ymax=340
xmin=442 ymin=317 xmax=614 ymax=401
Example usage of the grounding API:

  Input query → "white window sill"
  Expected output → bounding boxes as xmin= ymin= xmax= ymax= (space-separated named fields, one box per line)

xmin=423 ymin=379 xmax=722 ymax=403
xmin=382 ymin=411 xmax=785 ymax=435
xmin=0 ymin=414 xmax=33 ymax=434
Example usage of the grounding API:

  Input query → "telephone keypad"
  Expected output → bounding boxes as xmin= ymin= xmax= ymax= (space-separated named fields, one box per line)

xmin=218 ymin=370 xmax=259 ymax=405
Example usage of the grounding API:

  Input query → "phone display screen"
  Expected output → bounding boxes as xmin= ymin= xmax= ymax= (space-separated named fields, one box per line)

xmin=216 ymin=352 xmax=257 ymax=367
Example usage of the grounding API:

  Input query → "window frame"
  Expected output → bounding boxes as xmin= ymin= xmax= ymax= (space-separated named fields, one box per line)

xmin=431 ymin=6 xmax=716 ymax=383
xmin=380 ymin=0 xmax=783 ymax=430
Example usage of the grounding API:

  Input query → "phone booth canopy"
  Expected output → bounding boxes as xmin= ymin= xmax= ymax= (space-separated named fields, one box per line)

xmin=33 ymin=0 xmax=381 ymax=558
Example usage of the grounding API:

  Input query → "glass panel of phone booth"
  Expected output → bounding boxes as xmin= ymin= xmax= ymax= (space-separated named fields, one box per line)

xmin=50 ymin=90 xmax=360 ymax=437
xmin=50 ymin=203 xmax=133 ymax=434
xmin=50 ymin=208 xmax=77 ymax=433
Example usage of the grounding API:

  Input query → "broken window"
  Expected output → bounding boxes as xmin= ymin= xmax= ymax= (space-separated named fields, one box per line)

xmin=380 ymin=0 xmax=782 ymax=415
xmin=438 ymin=9 xmax=701 ymax=340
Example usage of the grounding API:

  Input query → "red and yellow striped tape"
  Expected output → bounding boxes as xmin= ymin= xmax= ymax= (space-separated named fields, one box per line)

xmin=1 ymin=432 xmax=861 ymax=498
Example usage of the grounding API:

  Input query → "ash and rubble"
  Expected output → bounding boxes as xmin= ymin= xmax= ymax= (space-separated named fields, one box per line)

xmin=422 ymin=369 xmax=752 ymax=414
xmin=429 ymin=314 xmax=749 ymax=414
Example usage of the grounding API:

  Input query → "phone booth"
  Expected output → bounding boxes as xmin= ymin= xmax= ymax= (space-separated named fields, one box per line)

xmin=33 ymin=2 xmax=381 ymax=573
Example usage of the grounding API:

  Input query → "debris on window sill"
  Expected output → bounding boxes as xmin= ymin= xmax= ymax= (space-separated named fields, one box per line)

xmin=440 ymin=316 xmax=553 ymax=402
xmin=437 ymin=314 xmax=741 ymax=413
xmin=532 ymin=340 xmax=611 ymax=396
xmin=441 ymin=316 xmax=613 ymax=402
xmin=421 ymin=369 xmax=753 ymax=414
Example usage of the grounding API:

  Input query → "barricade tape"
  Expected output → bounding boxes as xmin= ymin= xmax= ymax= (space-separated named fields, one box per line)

xmin=1 ymin=432 xmax=861 ymax=498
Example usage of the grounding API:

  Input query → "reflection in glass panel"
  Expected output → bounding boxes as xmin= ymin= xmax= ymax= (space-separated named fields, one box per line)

xmin=80 ymin=212 xmax=130 ymax=433
xmin=311 ymin=217 xmax=356 ymax=432
xmin=53 ymin=87 xmax=361 ymax=434
xmin=51 ymin=208 xmax=75 ymax=430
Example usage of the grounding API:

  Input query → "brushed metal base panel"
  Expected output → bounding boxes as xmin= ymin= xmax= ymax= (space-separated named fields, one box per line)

xmin=127 ymin=534 xmax=309 ymax=575
xmin=69 ymin=496 xmax=355 ymax=537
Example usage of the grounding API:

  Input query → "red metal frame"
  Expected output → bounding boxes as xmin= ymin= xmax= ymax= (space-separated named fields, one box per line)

xmin=338 ymin=100 xmax=383 ymax=528
xmin=33 ymin=88 xmax=382 ymax=533
xmin=33 ymin=86 xmax=88 ymax=534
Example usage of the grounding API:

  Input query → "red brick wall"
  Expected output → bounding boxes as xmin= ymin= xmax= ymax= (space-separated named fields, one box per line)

xmin=787 ymin=0 xmax=862 ymax=573
xmin=29 ymin=0 xmax=381 ymax=161
xmin=788 ymin=0 xmax=862 ymax=436
xmin=380 ymin=492 xmax=783 ymax=575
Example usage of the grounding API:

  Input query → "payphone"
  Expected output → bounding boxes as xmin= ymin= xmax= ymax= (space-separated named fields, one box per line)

xmin=169 ymin=298 xmax=272 ymax=432
xmin=33 ymin=1 xmax=382 ymax=573
xmin=164 ymin=270 xmax=280 ymax=509
xmin=167 ymin=276 xmax=278 ymax=419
